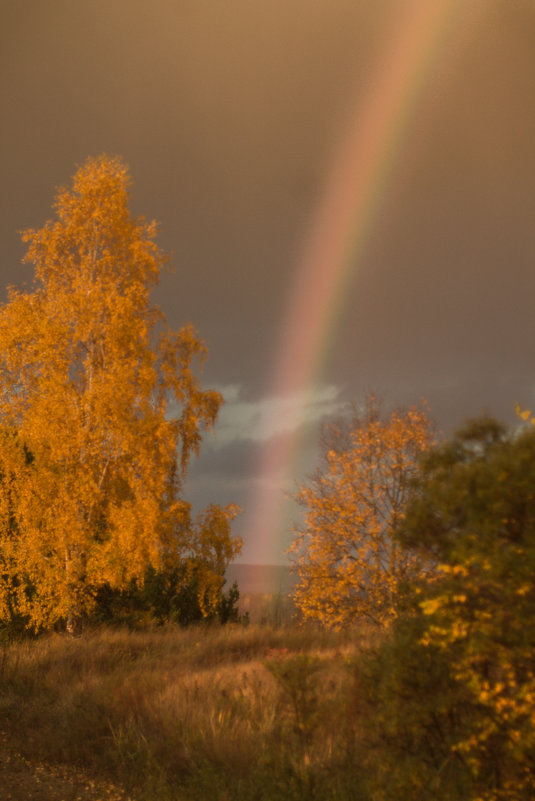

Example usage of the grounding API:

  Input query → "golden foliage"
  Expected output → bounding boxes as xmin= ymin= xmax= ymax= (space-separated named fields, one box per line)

xmin=515 ymin=403 xmax=535 ymax=424
xmin=0 ymin=155 xmax=241 ymax=631
xmin=288 ymin=396 xmax=434 ymax=628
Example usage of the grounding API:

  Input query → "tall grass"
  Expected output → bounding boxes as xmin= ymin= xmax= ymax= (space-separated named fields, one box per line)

xmin=0 ymin=624 xmax=371 ymax=800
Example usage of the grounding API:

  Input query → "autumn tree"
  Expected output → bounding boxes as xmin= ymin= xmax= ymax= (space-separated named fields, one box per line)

xmin=358 ymin=417 xmax=535 ymax=801
xmin=0 ymin=155 xmax=241 ymax=633
xmin=288 ymin=396 xmax=434 ymax=628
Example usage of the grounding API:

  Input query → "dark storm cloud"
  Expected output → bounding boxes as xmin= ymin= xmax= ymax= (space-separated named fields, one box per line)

xmin=322 ymin=2 xmax=535 ymax=432
xmin=1 ymin=1 xmax=403 ymax=393
xmin=188 ymin=439 xmax=256 ymax=483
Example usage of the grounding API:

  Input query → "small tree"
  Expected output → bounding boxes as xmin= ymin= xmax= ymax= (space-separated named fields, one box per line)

xmin=288 ymin=396 xmax=434 ymax=628
xmin=0 ymin=155 xmax=241 ymax=632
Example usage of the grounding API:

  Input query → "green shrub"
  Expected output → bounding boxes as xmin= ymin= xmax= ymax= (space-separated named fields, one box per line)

xmin=356 ymin=418 xmax=535 ymax=801
xmin=90 ymin=565 xmax=245 ymax=628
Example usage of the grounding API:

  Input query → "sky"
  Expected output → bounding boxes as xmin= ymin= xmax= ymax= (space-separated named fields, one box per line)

xmin=2 ymin=0 xmax=535 ymax=564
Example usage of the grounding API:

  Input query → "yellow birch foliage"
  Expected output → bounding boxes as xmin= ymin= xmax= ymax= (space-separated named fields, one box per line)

xmin=288 ymin=397 xmax=434 ymax=628
xmin=0 ymin=155 xmax=241 ymax=631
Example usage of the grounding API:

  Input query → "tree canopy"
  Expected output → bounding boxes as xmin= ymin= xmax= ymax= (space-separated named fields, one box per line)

xmin=0 ymin=155 xmax=241 ymax=632
xmin=288 ymin=396 xmax=434 ymax=628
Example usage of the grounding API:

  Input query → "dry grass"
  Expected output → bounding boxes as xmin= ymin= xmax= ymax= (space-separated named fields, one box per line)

xmin=0 ymin=624 xmax=371 ymax=800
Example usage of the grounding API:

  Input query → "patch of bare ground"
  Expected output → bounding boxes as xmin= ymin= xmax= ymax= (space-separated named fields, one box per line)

xmin=0 ymin=735 xmax=131 ymax=801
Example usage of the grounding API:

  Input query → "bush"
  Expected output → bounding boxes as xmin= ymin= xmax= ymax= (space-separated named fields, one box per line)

xmin=90 ymin=565 xmax=245 ymax=628
xmin=357 ymin=418 xmax=535 ymax=801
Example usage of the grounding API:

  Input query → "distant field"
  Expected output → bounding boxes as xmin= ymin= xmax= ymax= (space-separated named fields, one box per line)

xmin=224 ymin=563 xmax=299 ymax=624
xmin=224 ymin=562 xmax=298 ymax=595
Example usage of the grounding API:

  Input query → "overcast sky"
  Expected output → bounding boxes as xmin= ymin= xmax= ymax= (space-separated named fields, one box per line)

xmin=2 ymin=1 xmax=535 ymax=563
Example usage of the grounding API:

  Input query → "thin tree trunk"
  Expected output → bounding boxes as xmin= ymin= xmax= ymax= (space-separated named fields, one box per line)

xmin=64 ymin=548 xmax=83 ymax=636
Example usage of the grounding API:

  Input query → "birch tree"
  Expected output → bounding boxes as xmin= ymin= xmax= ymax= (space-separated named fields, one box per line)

xmin=288 ymin=396 xmax=433 ymax=628
xmin=0 ymin=155 xmax=240 ymax=632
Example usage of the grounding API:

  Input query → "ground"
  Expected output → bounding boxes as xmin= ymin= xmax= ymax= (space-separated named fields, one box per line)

xmin=0 ymin=735 xmax=131 ymax=801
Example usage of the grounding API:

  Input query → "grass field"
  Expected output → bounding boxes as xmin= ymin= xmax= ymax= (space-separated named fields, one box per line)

xmin=0 ymin=623 xmax=373 ymax=800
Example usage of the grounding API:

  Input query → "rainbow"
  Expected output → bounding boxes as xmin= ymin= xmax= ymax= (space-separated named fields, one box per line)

xmin=245 ymin=0 xmax=473 ymax=566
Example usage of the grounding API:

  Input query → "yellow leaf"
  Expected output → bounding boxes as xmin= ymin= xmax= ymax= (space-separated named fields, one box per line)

xmin=515 ymin=403 xmax=532 ymax=421
xmin=420 ymin=598 xmax=442 ymax=615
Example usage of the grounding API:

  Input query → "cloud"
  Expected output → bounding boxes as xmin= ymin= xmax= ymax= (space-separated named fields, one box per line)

xmin=211 ymin=383 xmax=346 ymax=446
xmin=183 ymin=385 xmax=346 ymax=560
